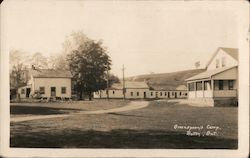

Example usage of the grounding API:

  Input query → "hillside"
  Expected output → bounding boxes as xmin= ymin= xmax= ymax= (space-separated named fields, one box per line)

xmin=126 ymin=69 xmax=206 ymax=90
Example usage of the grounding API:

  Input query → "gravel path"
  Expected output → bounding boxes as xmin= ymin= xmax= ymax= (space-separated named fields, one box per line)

xmin=10 ymin=101 xmax=149 ymax=123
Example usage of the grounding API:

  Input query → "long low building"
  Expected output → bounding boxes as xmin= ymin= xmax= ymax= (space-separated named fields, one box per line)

xmin=93 ymin=81 xmax=187 ymax=99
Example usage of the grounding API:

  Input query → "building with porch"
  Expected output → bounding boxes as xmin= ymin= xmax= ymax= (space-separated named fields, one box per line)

xmin=185 ymin=47 xmax=238 ymax=106
xmin=18 ymin=69 xmax=72 ymax=99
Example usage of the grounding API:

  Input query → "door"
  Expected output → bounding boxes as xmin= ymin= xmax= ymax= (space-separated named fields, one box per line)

xmin=26 ymin=88 xmax=31 ymax=98
xmin=51 ymin=87 xmax=56 ymax=97
xmin=143 ymin=92 xmax=146 ymax=99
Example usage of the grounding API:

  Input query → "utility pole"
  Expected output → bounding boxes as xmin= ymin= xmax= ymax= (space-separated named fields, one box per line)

xmin=106 ymin=67 xmax=109 ymax=100
xmin=122 ymin=64 xmax=126 ymax=100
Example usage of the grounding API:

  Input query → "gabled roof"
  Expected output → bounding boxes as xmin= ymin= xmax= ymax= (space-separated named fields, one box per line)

xmin=205 ymin=47 xmax=238 ymax=69
xmin=110 ymin=81 xmax=149 ymax=89
xmin=185 ymin=66 xmax=237 ymax=81
xmin=31 ymin=69 xmax=72 ymax=78
xmin=220 ymin=47 xmax=238 ymax=60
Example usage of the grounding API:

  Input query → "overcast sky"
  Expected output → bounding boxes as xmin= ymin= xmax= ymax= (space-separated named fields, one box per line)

xmin=2 ymin=0 xmax=239 ymax=77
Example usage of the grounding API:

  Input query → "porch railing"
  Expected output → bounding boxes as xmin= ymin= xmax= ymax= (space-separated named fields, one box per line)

xmin=214 ymin=90 xmax=237 ymax=97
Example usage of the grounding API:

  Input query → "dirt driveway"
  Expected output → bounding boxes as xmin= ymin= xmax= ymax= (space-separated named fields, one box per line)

xmin=10 ymin=101 xmax=149 ymax=123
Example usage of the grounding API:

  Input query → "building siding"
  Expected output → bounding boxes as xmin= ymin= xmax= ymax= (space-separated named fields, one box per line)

xmin=207 ymin=49 xmax=238 ymax=70
xmin=33 ymin=78 xmax=71 ymax=98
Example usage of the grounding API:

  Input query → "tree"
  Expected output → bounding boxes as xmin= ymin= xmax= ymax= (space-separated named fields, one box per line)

xmin=47 ymin=53 xmax=69 ymax=70
xmin=67 ymin=38 xmax=111 ymax=100
xmin=9 ymin=49 xmax=29 ymax=70
xmin=48 ymin=31 xmax=91 ymax=70
xmin=10 ymin=63 xmax=28 ymax=89
xmin=108 ymin=73 xmax=120 ymax=86
xmin=9 ymin=49 xmax=30 ymax=89
xmin=30 ymin=52 xmax=48 ymax=69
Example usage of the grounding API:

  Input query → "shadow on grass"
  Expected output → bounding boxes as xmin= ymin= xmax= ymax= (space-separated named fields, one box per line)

xmin=10 ymin=129 xmax=237 ymax=149
xmin=10 ymin=105 xmax=79 ymax=115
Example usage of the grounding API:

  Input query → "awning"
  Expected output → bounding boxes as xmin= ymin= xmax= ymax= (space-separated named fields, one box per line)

xmin=185 ymin=66 xmax=237 ymax=81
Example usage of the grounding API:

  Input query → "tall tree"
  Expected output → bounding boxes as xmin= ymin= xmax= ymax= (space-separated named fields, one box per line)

xmin=10 ymin=63 xmax=28 ymax=89
xmin=9 ymin=50 xmax=29 ymax=89
xmin=67 ymin=38 xmax=111 ymax=100
xmin=48 ymin=31 xmax=91 ymax=70
xmin=30 ymin=52 xmax=48 ymax=69
xmin=108 ymin=73 xmax=120 ymax=86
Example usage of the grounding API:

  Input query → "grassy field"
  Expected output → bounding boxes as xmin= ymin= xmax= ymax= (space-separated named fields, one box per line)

xmin=11 ymin=99 xmax=129 ymax=117
xmin=10 ymin=99 xmax=238 ymax=149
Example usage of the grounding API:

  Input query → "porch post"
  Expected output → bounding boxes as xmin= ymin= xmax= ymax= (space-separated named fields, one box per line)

xmin=211 ymin=79 xmax=214 ymax=97
xmin=202 ymin=80 xmax=204 ymax=98
xmin=194 ymin=81 xmax=197 ymax=98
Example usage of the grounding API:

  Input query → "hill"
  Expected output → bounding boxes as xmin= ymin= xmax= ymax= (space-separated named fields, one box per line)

xmin=126 ymin=69 xmax=206 ymax=91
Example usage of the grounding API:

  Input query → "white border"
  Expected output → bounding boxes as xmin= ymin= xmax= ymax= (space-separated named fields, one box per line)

xmin=1 ymin=0 xmax=249 ymax=157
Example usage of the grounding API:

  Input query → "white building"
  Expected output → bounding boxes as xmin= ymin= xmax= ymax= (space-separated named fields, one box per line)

xmin=94 ymin=81 xmax=150 ymax=99
xmin=94 ymin=81 xmax=187 ymax=99
xmin=185 ymin=47 xmax=238 ymax=106
xmin=18 ymin=69 xmax=72 ymax=99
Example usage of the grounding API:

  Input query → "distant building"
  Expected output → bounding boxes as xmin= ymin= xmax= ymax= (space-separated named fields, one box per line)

xmin=148 ymin=84 xmax=187 ymax=99
xmin=18 ymin=69 xmax=72 ymax=99
xmin=94 ymin=81 xmax=187 ymax=99
xmin=94 ymin=81 xmax=150 ymax=99
xmin=186 ymin=47 xmax=238 ymax=106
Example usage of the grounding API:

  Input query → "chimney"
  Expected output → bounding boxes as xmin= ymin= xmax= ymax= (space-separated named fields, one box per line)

xmin=31 ymin=65 xmax=36 ymax=70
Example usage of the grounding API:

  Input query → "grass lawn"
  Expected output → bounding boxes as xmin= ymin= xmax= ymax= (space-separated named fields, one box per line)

xmin=10 ymin=99 xmax=237 ymax=149
xmin=10 ymin=99 xmax=129 ymax=117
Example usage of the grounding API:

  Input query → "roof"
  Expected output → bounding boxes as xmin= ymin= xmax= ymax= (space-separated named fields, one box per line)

xmin=220 ymin=47 xmax=238 ymax=61
xmin=176 ymin=85 xmax=187 ymax=91
xmin=31 ymin=69 xmax=73 ymax=78
xmin=110 ymin=81 xmax=149 ymax=89
xmin=185 ymin=66 xmax=237 ymax=81
xmin=206 ymin=47 xmax=238 ymax=68
xmin=148 ymin=84 xmax=187 ymax=91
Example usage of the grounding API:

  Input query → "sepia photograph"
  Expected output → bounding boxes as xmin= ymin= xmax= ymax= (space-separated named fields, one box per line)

xmin=0 ymin=0 xmax=249 ymax=157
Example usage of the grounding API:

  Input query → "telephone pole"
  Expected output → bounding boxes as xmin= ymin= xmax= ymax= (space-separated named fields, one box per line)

xmin=122 ymin=64 xmax=126 ymax=100
xmin=106 ymin=67 xmax=109 ymax=100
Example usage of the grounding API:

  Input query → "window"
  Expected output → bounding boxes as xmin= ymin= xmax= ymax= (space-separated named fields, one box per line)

xmin=21 ymin=88 xmax=25 ymax=94
xmin=61 ymin=87 xmax=66 ymax=94
xmin=131 ymin=92 xmax=133 ymax=96
xmin=219 ymin=80 xmax=224 ymax=90
xmin=137 ymin=92 xmax=139 ymax=96
xmin=222 ymin=57 xmax=226 ymax=67
xmin=39 ymin=87 xmax=45 ymax=94
xmin=188 ymin=82 xmax=195 ymax=91
xmin=165 ymin=92 xmax=167 ymax=96
xmin=196 ymin=82 xmax=202 ymax=91
xmin=172 ymin=92 xmax=174 ymax=96
xmin=160 ymin=92 xmax=162 ymax=96
xmin=113 ymin=91 xmax=115 ymax=94
xmin=228 ymin=80 xmax=234 ymax=90
xmin=204 ymin=81 xmax=211 ymax=90
xmin=185 ymin=93 xmax=187 ymax=96
xmin=179 ymin=92 xmax=182 ymax=95
xmin=151 ymin=92 xmax=153 ymax=96
xmin=216 ymin=59 xmax=220 ymax=68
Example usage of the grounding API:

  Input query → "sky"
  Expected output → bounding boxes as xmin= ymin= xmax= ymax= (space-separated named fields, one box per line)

xmin=1 ymin=0 xmax=239 ymax=77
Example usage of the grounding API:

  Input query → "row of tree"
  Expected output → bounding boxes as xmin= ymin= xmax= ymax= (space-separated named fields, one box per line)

xmin=10 ymin=31 xmax=119 ymax=100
